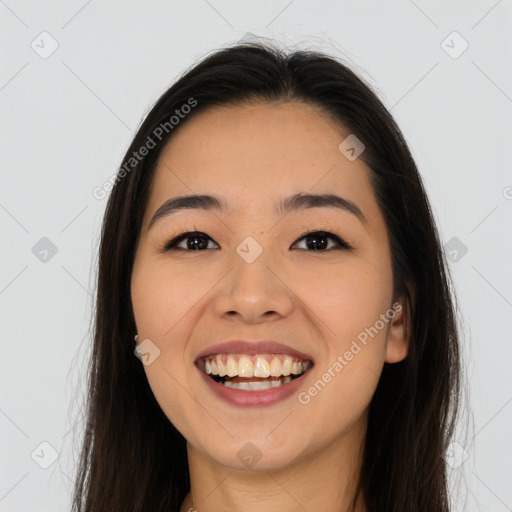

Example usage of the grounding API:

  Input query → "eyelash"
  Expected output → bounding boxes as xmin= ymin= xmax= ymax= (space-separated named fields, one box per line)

xmin=160 ymin=229 xmax=353 ymax=252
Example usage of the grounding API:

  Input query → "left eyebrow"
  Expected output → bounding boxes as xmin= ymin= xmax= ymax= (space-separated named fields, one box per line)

xmin=147 ymin=192 xmax=366 ymax=231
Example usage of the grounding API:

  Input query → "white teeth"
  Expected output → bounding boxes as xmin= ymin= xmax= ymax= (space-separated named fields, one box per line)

xmin=291 ymin=361 xmax=304 ymax=375
xmin=248 ymin=380 xmax=272 ymax=391
xmin=203 ymin=353 xmax=311 ymax=378
xmin=269 ymin=357 xmax=282 ymax=377
xmin=281 ymin=357 xmax=292 ymax=376
xmin=222 ymin=376 xmax=293 ymax=390
xmin=216 ymin=355 xmax=226 ymax=377
xmin=226 ymin=355 xmax=237 ymax=377
xmin=238 ymin=356 xmax=254 ymax=377
xmin=253 ymin=356 xmax=271 ymax=378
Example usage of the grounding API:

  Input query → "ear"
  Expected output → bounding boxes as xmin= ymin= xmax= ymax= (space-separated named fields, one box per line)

xmin=385 ymin=293 xmax=412 ymax=364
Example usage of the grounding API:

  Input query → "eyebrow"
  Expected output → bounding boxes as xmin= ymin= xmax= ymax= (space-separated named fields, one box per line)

xmin=147 ymin=192 xmax=366 ymax=231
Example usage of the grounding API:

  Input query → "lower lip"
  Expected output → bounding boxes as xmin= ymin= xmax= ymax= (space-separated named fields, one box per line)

xmin=198 ymin=368 xmax=310 ymax=408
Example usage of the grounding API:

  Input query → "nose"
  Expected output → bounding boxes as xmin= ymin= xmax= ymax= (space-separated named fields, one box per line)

xmin=212 ymin=252 xmax=294 ymax=325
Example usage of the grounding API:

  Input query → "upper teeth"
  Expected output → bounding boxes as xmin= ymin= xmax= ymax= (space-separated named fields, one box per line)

xmin=202 ymin=354 xmax=311 ymax=378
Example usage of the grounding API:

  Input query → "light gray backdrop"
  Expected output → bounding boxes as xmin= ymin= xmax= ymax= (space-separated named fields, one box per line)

xmin=1 ymin=1 xmax=511 ymax=511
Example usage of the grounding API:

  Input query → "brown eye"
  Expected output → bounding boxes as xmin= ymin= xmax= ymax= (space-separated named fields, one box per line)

xmin=291 ymin=231 xmax=352 ymax=251
xmin=163 ymin=231 xmax=219 ymax=251
xmin=162 ymin=230 xmax=352 ymax=252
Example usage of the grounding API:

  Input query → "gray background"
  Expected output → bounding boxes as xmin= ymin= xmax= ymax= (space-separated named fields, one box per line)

xmin=1 ymin=1 xmax=511 ymax=511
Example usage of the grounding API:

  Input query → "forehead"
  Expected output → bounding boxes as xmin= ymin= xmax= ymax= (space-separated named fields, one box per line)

xmin=145 ymin=101 xmax=376 ymax=221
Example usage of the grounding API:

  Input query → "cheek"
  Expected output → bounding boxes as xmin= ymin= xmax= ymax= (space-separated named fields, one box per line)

xmin=131 ymin=260 xmax=195 ymax=378
xmin=141 ymin=361 xmax=204 ymax=451
xmin=131 ymin=255 xmax=208 ymax=338
xmin=290 ymin=254 xmax=393 ymax=437
xmin=296 ymin=255 xmax=393 ymax=349
xmin=131 ymin=259 xmax=203 ymax=442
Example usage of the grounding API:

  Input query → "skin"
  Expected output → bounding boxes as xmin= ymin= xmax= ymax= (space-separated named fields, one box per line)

xmin=130 ymin=101 xmax=410 ymax=512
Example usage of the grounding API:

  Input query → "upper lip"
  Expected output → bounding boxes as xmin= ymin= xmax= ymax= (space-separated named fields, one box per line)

xmin=195 ymin=340 xmax=314 ymax=362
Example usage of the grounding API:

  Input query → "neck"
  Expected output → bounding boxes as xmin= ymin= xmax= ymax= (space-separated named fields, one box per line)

xmin=180 ymin=413 xmax=367 ymax=512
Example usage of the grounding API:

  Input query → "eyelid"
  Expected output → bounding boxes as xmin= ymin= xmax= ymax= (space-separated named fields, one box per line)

xmin=160 ymin=230 xmax=216 ymax=252
xmin=160 ymin=229 xmax=353 ymax=252
xmin=291 ymin=229 xmax=352 ymax=249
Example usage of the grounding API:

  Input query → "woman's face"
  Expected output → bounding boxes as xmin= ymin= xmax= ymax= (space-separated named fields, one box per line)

xmin=130 ymin=101 xmax=408 ymax=471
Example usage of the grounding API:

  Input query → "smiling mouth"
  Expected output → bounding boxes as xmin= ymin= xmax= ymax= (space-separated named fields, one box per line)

xmin=196 ymin=353 xmax=313 ymax=391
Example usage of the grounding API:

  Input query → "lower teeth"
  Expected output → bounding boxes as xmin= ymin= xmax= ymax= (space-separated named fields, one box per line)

xmin=222 ymin=376 xmax=293 ymax=390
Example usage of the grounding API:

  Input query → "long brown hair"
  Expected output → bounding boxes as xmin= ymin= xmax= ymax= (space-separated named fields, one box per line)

xmin=71 ymin=40 xmax=463 ymax=511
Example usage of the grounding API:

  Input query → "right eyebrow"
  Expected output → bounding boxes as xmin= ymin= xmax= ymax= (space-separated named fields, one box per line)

xmin=147 ymin=192 xmax=366 ymax=232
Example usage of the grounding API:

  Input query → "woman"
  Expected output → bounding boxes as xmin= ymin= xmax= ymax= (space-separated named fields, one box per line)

xmin=72 ymin=40 xmax=462 ymax=511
